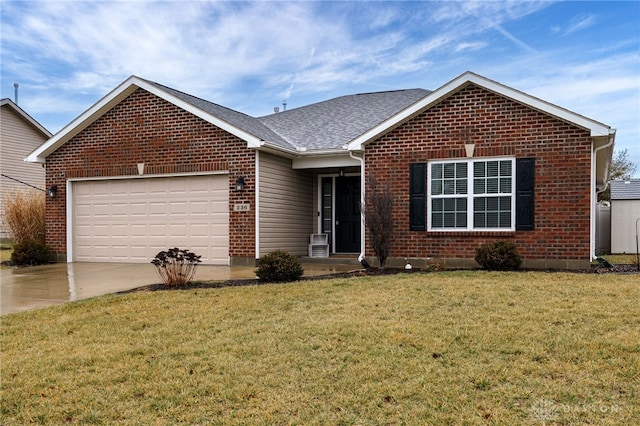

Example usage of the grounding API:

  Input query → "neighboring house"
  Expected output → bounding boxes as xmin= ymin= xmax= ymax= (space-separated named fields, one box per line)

xmin=1 ymin=98 xmax=51 ymax=238
xmin=27 ymin=72 xmax=615 ymax=269
xmin=610 ymin=179 xmax=640 ymax=254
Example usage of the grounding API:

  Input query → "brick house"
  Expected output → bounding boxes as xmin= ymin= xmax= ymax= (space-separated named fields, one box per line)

xmin=27 ymin=72 xmax=615 ymax=269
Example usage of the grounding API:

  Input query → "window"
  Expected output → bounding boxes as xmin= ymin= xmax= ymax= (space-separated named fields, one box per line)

xmin=428 ymin=158 xmax=515 ymax=231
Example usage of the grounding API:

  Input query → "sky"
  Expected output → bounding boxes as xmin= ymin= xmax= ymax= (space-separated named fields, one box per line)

xmin=1 ymin=1 xmax=639 ymax=176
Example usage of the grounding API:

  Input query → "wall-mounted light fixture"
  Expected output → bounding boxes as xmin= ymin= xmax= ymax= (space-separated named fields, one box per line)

xmin=339 ymin=168 xmax=345 ymax=177
xmin=235 ymin=176 xmax=245 ymax=192
xmin=47 ymin=185 xmax=58 ymax=198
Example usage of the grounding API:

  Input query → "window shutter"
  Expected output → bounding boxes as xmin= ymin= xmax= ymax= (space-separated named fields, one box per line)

xmin=516 ymin=158 xmax=535 ymax=231
xmin=410 ymin=163 xmax=426 ymax=231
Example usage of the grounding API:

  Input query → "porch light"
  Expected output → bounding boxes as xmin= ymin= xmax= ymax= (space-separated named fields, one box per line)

xmin=235 ymin=176 xmax=245 ymax=192
xmin=47 ymin=185 xmax=58 ymax=198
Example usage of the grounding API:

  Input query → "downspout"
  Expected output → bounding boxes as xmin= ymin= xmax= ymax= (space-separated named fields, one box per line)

xmin=349 ymin=150 xmax=366 ymax=263
xmin=590 ymin=131 xmax=616 ymax=260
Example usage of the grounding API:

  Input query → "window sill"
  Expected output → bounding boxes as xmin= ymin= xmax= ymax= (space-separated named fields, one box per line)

xmin=425 ymin=231 xmax=516 ymax=238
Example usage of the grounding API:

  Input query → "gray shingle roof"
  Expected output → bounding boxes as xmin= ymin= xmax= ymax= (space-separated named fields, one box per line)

xmin=145 ymin=81 xmax=296 ymax=150
xmin=145 ymin=79 xmax=430 ymax=152
xmin=258 ymin=89 xmax=430 ymax=151
xmin=610 ymin=179 xmax=640 ymax=200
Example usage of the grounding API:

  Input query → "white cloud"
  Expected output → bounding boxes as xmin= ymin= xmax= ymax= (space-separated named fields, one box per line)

xmin=564 ymin=14 xmax=597 ymax=35
xmin=2 ymin=1 xmax=637 ymax=172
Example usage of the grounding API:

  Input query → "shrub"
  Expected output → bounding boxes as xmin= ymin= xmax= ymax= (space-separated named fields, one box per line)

xmin=475 ymin=240 xmax=522 ymax=271
xmin=2 ymin=190 xmax=46 ymax=244
xmin=362 ymin=176 xmax=394 ymax=268
xmin=10 ymin=239 xmax=51 ymax=265
xmin=255 ymin=250 xmax=304 ymax=283
xmin=151 ymin=248 xmax=202 ymax=286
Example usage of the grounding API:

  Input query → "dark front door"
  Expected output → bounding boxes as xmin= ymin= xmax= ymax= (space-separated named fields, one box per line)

xmin=335 ymin=176 xmax=361 ymax=253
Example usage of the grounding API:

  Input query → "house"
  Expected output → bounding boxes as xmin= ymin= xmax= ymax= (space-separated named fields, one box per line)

xmin=26 ymin=72 xmax=615 ymax=269
xmin=610 ymin=179 xmax=640 ymax=254
xmin=1 ymin=98 xmax=52 ymax=238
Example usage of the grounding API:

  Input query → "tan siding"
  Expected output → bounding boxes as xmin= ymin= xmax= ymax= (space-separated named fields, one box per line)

xmin=610 ymin=199 xmax=640 ymax=254
xmin=258 ymin=152 xmax=313 ymax=256
xmin=0 ymin=106 xmax=48 ymax=237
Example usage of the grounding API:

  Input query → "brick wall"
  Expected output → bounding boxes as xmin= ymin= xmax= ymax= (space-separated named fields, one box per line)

xmin=45 ymin=88 xmax=256 ymax=262
xmin=365 ymin=84 xmax=593 ymax=267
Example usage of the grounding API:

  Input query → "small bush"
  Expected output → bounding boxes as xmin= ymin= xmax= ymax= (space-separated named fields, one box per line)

xmin=255 ymin=250 xmax=304 ymax=283
xmin=475 ymin=240 xmax=522 ymax=271
xmin=151 ymin=248 xmax=202 ymax=286
xmin=10 ymin=239 xmax=51 ymax=265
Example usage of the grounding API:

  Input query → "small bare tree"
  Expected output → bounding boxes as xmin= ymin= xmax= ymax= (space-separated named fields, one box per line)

xmin=362 ymin=176 xmax=394 ymax=268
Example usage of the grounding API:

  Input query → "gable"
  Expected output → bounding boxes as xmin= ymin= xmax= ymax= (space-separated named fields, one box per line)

xmin=26 ymin=76 xmax=290 ymax=164
xmin=347 ymin=71 xmax=615 ymax=151
xmin=47 ymin=88 xmax=249 ymax=174
xmin=1 ymin=99 xmax=51 ymax=139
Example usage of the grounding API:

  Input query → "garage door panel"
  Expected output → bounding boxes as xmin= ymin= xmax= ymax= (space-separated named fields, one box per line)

xmin=73 ymin=175 xmax=229 ymax=264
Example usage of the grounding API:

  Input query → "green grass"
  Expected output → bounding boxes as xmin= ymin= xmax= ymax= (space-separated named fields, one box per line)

xmin=0 ymin=239 xmax=12 ymax=265
xmin=1 ymin=271 xmax=638 ymax=424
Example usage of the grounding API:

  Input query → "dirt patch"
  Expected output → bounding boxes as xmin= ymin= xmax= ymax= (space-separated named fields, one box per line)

xmin=118 ymin=267 xmax=407 ymax=293
xmin=119 ymin=264 xmax=638 ymax=294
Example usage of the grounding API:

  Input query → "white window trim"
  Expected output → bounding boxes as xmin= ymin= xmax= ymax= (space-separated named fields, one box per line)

xmin=427 ymin=157 xmax=516 ymax=232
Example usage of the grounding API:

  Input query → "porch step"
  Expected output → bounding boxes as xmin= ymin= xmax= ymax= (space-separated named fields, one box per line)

xmin=308 ymin=233 xmax=329 ymax=258
xmin=301 ymin=255 xmax=361 ymax=265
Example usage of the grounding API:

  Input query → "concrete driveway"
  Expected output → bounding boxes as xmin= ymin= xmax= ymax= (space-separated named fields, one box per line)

xmin=1 ymin=261 xmax=357 ymax=315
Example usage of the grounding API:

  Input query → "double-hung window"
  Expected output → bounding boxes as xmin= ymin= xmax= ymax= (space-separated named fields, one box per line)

xmin=428 ymin=158 xmax=515 ymax=231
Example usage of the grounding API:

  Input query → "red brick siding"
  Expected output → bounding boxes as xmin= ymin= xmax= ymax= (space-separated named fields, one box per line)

xmin=45 ymin=88 xmax=256 ymax=260
xmin=365 ymin=84 xmax=592 ymax=261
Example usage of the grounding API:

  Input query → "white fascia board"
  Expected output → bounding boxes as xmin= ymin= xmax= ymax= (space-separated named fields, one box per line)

xmin=1 ymin=98 xmax=52 ymax=138
xmin=138 ymin=81 xmax=265 ymax=148
xmin=347 ymin=71 xmax=614 ymax=151
xmin=26 ymin=76 xmax=143 ymax=163
xmin=466 ymin=73 xmax=614 ymax=137
xmin=26 ymin=75 xmax=265 ymax=163
xmin=292 ymin=152 xmax=360 ymax=169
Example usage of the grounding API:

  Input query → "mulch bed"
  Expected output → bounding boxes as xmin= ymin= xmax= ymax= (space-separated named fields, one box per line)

xmin=120 ymin=264 xmax=638 ymax=294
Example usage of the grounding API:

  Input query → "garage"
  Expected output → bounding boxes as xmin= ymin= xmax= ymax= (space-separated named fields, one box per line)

xmin=72 ymin=174 xmax=229 ymax=264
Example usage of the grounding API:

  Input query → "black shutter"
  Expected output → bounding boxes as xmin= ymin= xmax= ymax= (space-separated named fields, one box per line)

xmin=410 ymin=163 xmax=426 ymax=231
xmin=516 ymin=158 xmax=535 ymax=231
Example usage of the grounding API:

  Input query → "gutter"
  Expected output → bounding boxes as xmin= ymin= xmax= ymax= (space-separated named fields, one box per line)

xmin=590 ymin=130 xmax=616 ymax=260
xmin=594 ymin=130 xmax=616 ymax=196
xmin=349 ymin=150 xmax=366 ymax=263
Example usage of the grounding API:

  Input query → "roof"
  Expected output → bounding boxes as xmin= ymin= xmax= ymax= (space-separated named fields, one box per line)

xmin=347 ymin=71 xmax=615 ymax=151
xmin=144 ymin=80 xmax=295 ymax=151
xmin=26 ymin=71 xmax=616 ymax=185
xmin=26 ymin=76 xmax=427 ymax=162
xmin=259 ymin=89 xmax=429 ymax=151
xmin=1 ymin=98 xmax=52 ymax=138
xmin=610 ymin=179 xmax=640 ymax=200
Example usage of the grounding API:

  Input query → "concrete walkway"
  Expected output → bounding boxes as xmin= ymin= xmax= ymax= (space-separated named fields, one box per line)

xmin=1 ymin=261 xmax=358 ymax=315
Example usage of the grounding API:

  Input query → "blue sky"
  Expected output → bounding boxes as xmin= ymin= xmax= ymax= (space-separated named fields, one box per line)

xmin=2 ymin=1 xmax=639 ymax=175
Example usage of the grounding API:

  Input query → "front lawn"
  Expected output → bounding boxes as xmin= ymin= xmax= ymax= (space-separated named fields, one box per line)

xmin=1 ymin=271 xmax=638 ymax=424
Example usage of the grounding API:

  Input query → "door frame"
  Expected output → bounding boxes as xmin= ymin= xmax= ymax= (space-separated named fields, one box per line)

xmin=317 ymin=172 xmax=361 ymax=253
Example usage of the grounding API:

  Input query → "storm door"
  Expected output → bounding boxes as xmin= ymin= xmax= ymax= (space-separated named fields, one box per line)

xmin=335 ymin=176 xmax=361 ymax=253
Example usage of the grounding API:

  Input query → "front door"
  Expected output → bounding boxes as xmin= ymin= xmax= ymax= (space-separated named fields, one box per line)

xmin=335 ymin=176 xmax=361 ymax=253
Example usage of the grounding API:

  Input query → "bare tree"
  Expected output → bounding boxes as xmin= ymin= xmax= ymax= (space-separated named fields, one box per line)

xmin=600 ymin=148 xmax=639 ymax=201
xmin=362 ymin=176 xmax=394 ymax=268
xmin=609 ymin=148 xmax=638 ymax=181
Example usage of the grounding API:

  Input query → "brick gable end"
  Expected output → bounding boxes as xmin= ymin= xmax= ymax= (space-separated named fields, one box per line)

xmin=45 ymin=88 xmax=255 ymax=260
xmin=365 ymin=84 xmax=592 ymax=263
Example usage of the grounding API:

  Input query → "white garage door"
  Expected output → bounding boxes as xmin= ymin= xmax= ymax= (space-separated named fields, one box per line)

xmin=73 ymin=174 xmax=229 ymax=264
